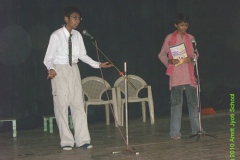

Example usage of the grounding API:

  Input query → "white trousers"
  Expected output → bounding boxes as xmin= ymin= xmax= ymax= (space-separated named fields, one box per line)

xmin=51 ymin=64 xmax=90 ymax=147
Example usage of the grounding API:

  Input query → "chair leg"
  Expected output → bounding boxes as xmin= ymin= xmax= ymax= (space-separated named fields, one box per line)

xmin=148 ymin=86 xmax=155 ymax=124
xmin=43 ymin=117 xmax=48 ymax=132
xmin=112 ymin=102 xmax=119 ymax=127
xmin=111 ymin=88 xmax=119 ymax=127
xmin=148 ymin=99 xmax=155 ymax=124
xmin=69 ymin=116 xmax=74 ymax=129
xmin=117 ymin=103 xmax=123 ymax=126
xmin=105 ymin=104 xmax=110 ymax=125
xmin=141 ymin=102 xmax=146 ymax=122
xmin=49 ymin=117 xmax=54 ymax=133
xmin=116 ymin=87 xmax=123 ymax=126
xmin=12 ymin=120 xmax=17 ymax=138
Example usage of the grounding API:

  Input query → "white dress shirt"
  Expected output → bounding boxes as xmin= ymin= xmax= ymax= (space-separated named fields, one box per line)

xmin=44 ymin=26 xmax=100 ymax=70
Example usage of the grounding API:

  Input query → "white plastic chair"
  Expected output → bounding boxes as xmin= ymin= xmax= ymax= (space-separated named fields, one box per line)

xmin=114 ymin=75 xmax=155 ymax=126
xmin=82 ymin=76 xmax=119 ymax=126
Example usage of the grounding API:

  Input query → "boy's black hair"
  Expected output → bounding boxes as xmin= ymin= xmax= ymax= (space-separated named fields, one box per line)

xmin=174 ymin=13 xmax=189 ymax=24
xmin=64 ymin=6 xmax=81 ymax=18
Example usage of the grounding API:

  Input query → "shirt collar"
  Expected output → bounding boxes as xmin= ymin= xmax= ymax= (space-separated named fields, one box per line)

xmin=63 ymin=26 xmax=73 ymax=37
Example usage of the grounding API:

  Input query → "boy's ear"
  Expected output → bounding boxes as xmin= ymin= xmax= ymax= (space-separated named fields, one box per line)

xmin=174 ymin=24 xmax=177 ymax=28
xmin=64 ymin=16 xmax=69 ymax=23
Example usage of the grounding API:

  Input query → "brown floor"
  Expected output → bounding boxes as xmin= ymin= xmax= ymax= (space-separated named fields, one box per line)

xmin=0 ymin=110 xmax=239 ymax=160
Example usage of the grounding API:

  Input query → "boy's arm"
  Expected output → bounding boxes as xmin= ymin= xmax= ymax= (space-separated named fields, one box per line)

xmin=158 ymin=36 xmax=170 ymax=68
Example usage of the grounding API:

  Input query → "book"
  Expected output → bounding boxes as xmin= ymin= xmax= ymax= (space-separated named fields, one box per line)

xmin=169 ymin=42 xmax=187 ymax=66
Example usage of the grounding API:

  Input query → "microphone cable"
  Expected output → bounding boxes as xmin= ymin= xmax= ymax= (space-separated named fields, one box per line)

xmin=92 ymin=39 xmax=141 ymax=159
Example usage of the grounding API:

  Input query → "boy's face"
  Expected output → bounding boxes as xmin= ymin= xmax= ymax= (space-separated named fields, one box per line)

xmin=174 ymin=22 xmax=189 ymax=35
xmin=64 ymin=12 xmax=81 ymax=29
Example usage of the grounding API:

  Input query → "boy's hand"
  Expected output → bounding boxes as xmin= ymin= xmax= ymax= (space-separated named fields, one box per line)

xmin=183 ymin=57 xmax=194 ymax=63
xmin=168 ymin=59 xmax=179 ymax=65
xmin=99 ymin=62 xmax=113 ymax=68
xmin=47 ymin=69 xmax=57 ymax=79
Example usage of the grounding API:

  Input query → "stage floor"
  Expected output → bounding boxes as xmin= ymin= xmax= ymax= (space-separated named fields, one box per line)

xmin=0 ymin=110 xmax=239 ymax=160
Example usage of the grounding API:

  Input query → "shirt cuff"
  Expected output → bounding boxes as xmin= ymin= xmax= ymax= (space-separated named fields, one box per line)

xmin=49 ymin=67 xmax=55 ymax=71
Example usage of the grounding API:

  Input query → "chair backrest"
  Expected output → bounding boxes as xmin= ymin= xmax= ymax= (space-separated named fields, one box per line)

xmin=114 ymin=75 xmax=147 ymax=98
xmin=82 ymin=76 xmax=111 ymax=100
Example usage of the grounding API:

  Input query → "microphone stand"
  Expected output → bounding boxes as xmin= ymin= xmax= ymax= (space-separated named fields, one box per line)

xmin=85 ymin=37 xmax=139 ymax=156
xmin=111 ymin=63 xmax=139 ymax=156
xmin=189 ymin=49 xmax=217 ymax=141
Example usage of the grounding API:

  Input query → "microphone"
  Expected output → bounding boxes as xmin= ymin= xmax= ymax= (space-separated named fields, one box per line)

xmin=191 ymin=38 xmax=197 ymax=53
xmin=82 ymin=30 xmax=94 ymax=40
